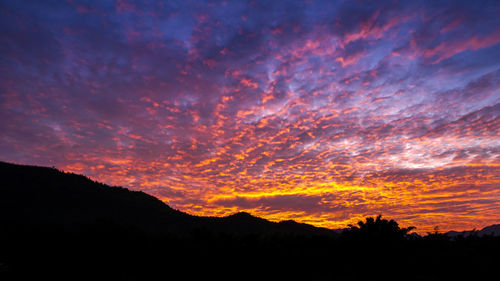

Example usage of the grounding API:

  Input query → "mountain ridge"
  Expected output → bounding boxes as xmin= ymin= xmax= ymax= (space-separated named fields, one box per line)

xmin=446 ymin=224 xmax=500 ymax=237
xmin=0 ymin=161 xmax=336 ymax=237
xmin=1 ymin=160 xmax=499 ymax=281
xmin=1 ymin=160 xmax=497 ymax=236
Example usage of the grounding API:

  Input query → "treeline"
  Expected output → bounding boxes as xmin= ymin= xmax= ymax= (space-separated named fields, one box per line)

xmin=1 ymin=161 xmax=499 ymax=280
xmin=1 ymin=215 xmax=499 ymax=281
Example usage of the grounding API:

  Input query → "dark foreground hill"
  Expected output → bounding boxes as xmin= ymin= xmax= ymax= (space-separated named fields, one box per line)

xmin=0 ymin=161 xmax=499 ymax=281
xmin=0 ymin=161 xmax=334 ymax=237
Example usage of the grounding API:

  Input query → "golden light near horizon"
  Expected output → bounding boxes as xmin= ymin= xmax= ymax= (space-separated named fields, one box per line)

xmin=1 ymin=0 xmax=499 ymax=233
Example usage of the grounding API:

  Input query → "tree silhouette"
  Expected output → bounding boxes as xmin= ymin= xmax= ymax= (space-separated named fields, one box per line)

xmin=345 ymin=215 xmax=415 ymax=240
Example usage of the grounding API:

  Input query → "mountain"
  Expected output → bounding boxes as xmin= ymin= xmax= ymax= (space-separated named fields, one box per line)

xmin=1 ymin=160 xmax=499 ymax=281
xmin=0 ymin=161 xmax=335 ymax=237
xmin=480 ymin=224 xmax=500 ymax=236
xmin=0 ymin=161 xmax=190 ymax=233
xmin=446 ymin=224 xmax=500 ymax=238
xmin=2 ymin=160 xmax=498 ymax=237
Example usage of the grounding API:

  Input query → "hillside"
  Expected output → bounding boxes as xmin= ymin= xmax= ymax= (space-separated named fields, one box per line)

xmin=1 ymin=161 xmax=499 ymax=281
xmin=0 ymin=161 xmax=335 ymax=236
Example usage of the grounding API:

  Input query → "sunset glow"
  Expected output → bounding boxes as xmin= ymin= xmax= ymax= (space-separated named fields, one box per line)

xmin=1 ymin=0 xmax=499 ymax=233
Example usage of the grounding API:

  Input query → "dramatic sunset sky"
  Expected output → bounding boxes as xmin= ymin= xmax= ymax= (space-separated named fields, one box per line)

xmin=1 ymin=0 xmax=499 ymax=232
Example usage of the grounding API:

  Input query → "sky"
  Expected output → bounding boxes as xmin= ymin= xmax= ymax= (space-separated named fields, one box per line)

xmin=1 ymin=0 xmax=499 ymax=233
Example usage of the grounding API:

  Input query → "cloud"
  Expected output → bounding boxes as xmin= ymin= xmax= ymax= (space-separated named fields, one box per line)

xmin=0 ymin=0 xmax=499 ymax=233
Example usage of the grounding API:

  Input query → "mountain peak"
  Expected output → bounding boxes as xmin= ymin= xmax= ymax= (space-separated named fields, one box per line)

xmin=227 ymin=211 xmax=256 ymax=218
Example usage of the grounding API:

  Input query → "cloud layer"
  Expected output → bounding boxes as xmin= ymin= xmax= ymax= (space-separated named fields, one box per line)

xmin=1 ymin=0 xmax=499 ymax=232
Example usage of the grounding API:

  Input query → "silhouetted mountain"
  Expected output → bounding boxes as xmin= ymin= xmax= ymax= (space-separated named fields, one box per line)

xmin=446 ymin=224 xmax=500 ymax=238
xmin=0 ymin=161 xmax=190 ymax=233
xmin=1 ymin=160 xmax=499 ymax=281
xmin=480 ymin=224 xmax=500 ymax=236
xmin=0 ymin=161 xmax=336 ymax=237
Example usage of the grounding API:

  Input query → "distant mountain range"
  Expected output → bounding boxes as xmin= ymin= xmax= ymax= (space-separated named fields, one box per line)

xmin=0 ymin=161 xmax=336 ymax=237
xmin=446 ymin=224 xmax=500 ymax=237
xmin=1 ymin=160 xmax=497 ymax=237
